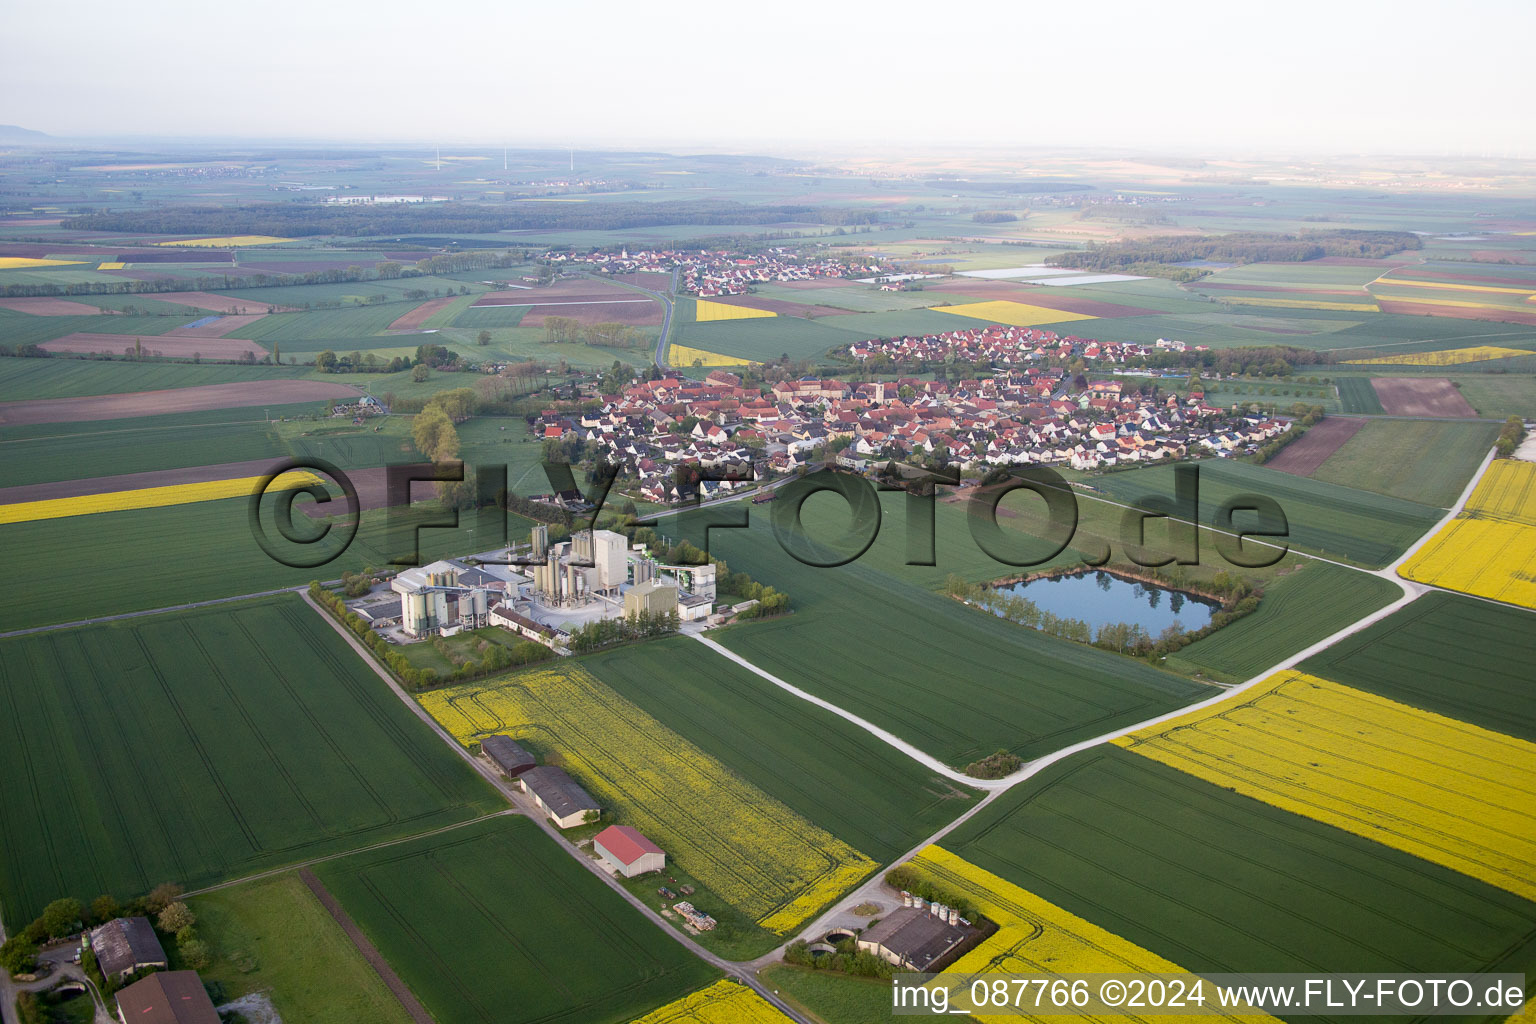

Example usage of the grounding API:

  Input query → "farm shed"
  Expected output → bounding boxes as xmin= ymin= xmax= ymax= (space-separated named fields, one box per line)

xmin=519 ymin=765 xmax=600 ymax=828
xmin=482 ymin=734 xmax=536 ymax=777
xmin=89 ymin=916 xmax=166 ymax=980
xmin=857 ymin=906 xmax=969 ymax=971
xmin=593 ymin=825 xmax=666 ymax=877
xmin=114 ymin=970 xmax=220 ymax=1024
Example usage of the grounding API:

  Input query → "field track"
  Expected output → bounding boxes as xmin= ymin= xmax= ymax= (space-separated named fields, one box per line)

xmin=0 ymin=378 xmax=357 ymax=425
xmin=300 ymin=867 xmax=434 ymax=1024
xmin=1371 ymin=377 xmax=1477 ymax=417
xmin=1265 ymin=417 xmax=1366 ymax=476
xmin=40 ymin=332 xmax=268 ymax=359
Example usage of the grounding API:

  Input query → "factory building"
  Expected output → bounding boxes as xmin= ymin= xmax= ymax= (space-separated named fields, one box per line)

xmin=391 ymin=560 xmax=496 ymax=638
xmin=624 ymin=579 xmax=679 ymax=618
xmin=531 ymin=529 xmax=629 ymax=607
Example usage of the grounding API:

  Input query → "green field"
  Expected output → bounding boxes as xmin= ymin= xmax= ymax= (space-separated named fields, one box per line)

xmin=0 ymin=311 xmax=182 ymax=347
xmin=759 ymin=965 xmax=890 ymax=1024
xmin=237 ymin=304 xmax=417 ymax=346
xmin=1310 ymin=419 xmax=1497 ymax=507
xmin=1083 ymin=458 xmax=1442 ymax=568
xmin=583 ymin=637 xmax=980 ymax=861
xmin=807 ymin=307 xmax=973 ymax=339
xmin=0 ymin=493 xmax=534 ymax=631
xmin=1443 ymin=373 xmax=1536 ymax=419
xmin=1168 ymin=561 xmax=1401 ymax=684
xmin=691 ymin=495 xmax=1210 ymax=768
xmin=1 ymin=419 xmax=289 ymax=485
xmin=945 ymin=748 xmax=1536 ymax=992
xmin=312 ymin=815 xmax=719 ymax=1024
xmin=0 ymin=357 xmax=307 ymax=400
xmin=674 ymin=317 xmax=857 ymax=363
xmin=1334 ymin=376 xmax=1386 ymax=414
xmin=451 ymin=303 xmax=529 ymax=329
xmin=0 ymin=594 xmax=503 ymax=921
xmin=1301 ymin=591 xmax=1536 ymax=743
xmin=191 ymin=873 xmax=413 ymax=1024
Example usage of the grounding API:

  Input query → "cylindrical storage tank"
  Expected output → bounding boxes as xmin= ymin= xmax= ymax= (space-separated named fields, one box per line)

xmin=473 ymin=589 xmax=488 ymax=617
xmin=949 ymin=908 xmax=960 ymax=926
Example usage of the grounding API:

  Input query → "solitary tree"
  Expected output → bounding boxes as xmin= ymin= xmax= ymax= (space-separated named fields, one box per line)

xmin=477 ymin=330 xmax=492 ymax=346
xmin=157 ymin=902 xmax=195 ymax=934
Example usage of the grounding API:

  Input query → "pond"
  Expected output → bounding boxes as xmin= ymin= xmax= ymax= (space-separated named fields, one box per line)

xmin=991 ymin=571 xmax=1219 ymax=634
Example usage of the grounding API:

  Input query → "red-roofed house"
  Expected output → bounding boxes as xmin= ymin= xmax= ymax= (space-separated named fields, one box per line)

xmin=593 ymin=825 xmax=666 ymax=877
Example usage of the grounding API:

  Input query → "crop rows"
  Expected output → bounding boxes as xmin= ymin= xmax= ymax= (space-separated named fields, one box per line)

xmin=1114 ymin=671 xmax=1536 ymax=902
xmin=418 ymin=664 xmax=875 ymax=932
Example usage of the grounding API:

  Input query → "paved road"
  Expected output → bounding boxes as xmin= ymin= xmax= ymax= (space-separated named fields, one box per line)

xmin=713 ymin=444 xmax=1525 ymax=968
xmin=576 ymin=270 xmax=676 ymax=368
xmin=299 ymin=592 xmax=817 ymax=1024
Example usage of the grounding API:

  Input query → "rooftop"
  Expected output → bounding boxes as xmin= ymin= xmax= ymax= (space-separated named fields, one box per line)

xmin=860 ymin=906 xmax=968 ymax=971
xmin=593 ymin=824 xmax=663 ymax=866
xmin=114 ymin=971 xmax=219 ymax=1024
xmin=90 ymin=916 xmax=165 ymax=977
xmin=521 ymin=765 xmax=599 ymax=819
xmin=482 ymin=734 xmax=536 ymax=773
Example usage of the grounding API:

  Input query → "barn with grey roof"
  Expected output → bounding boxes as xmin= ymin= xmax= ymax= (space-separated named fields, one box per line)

xmin=518 ymin=765 xmax=600 ymax=828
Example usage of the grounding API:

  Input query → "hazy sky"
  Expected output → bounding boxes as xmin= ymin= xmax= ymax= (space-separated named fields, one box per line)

xmin=4 ymin=0 xmax=1533 ymax=155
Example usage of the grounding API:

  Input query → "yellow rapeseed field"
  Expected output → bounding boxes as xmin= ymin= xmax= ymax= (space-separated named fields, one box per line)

xmin=0 ymin=471 xmax=321 ymax=525
xmin=1221 ymin=296 xmax=1379 ymax=312
xmin=419 ymin=665 xmax=876 ymax=932
xmin=1114 ymin=670 xmax=1536 ymax=902
xmin=668 ymin=343 xmax=760 ymax=367
xmin=628 ymin=981 xmax=788 ymax=1024
xmin=1345 ymin=345 xmax=1533 ymax=366
xmin=0 ymin=257 xmax=84 ymax=270
xmin=1370 ymin=292 xmax=1520 ymax=311
xmin=909 ymin=846 xmax=1273 ymax=1024
xmin=1376 ymin=277 xmax=1536 ymax=297
xmin=155 ymin=235 xmax=293 ymax=247
xmin=1399 ymin=458 xmax=1536 ymax=607
xmin=96 ymin=262 xmax=126 ymax=270
xmin=1465 ymin=457 xmax=1536 ymax=524
xmin=1399 ymin=519 xmax=1536 ymax=608
xmin=931 ymin=300 xmax=1095 ymax=328
xmin=695 ymin=299 xmax=776 ymax=322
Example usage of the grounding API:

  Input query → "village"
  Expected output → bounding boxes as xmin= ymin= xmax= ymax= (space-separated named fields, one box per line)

xmin=535 ymin=328 xmax=1286 ymax=506
xmin=542 ymin=246 xmax=883 ymax=296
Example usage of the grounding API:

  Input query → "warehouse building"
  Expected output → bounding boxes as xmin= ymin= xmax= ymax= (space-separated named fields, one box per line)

xmin=482 ymin=735 xmax=536 ymax=777
xmin=518 ymin=765 xmax=600 ymax=828
xmin=593 ymin=825 xmax=666 ymax=877
xmin=114 ymin=971 xmax=219 ymax=1024
xmin=857 ymin=905 xmax=971 ymax=971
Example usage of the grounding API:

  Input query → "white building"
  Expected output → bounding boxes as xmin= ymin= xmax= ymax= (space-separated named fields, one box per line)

xmin=592 ymin=529 xmax=628 ymax=591
xmin=592 ymin=825 xmax=666 ymax=877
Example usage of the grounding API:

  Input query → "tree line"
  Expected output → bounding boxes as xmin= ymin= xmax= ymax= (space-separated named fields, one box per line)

xmin=63 ymin=200 xmax=883 ymax=238
xmin=308 ymin=583 xmax=554 ymax=691
xmin=1048 ymin=230 xmax=1422 ymax=272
